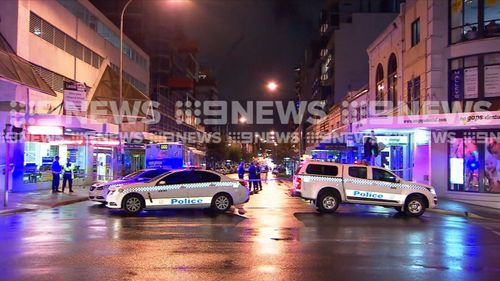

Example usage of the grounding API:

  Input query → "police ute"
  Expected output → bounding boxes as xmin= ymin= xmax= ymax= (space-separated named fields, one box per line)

xmin=294 ymin=161 xmax=437 ymax=217
xmin=106 ymin=169 xmax=250 ymax=215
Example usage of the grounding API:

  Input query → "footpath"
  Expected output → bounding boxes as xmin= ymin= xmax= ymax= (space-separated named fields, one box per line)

xmin=0 ymin=185 xmax=88 ymax=215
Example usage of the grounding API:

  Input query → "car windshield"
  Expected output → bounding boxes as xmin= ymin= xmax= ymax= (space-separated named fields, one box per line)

xmin=120 ymin=170 xmax=143 ymax=180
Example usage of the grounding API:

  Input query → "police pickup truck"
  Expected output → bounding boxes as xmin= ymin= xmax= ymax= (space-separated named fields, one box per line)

xmin=294 ymin=161 xmax=437 ymax=217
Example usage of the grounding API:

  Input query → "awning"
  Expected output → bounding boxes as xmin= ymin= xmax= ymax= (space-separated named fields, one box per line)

xmin=352 ymin=111 xmax=500 ymax=132
xmin=0 ymin=33 xmax=56 ymax=96
xmin=87 ymin=65 xmax=151 ymax=118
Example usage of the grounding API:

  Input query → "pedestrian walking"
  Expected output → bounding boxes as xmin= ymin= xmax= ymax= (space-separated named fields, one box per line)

xmin=62 ymin=160 xmax=74 ymax=193
xmin=248 ymin=162 xmax=258 ymax=193
xmin=256 ymin=163 xmax=263 ymax=191
xmin=51 ymin=156 xmax=62 ymax=193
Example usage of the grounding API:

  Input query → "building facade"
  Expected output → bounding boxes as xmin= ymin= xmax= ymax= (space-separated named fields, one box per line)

xmin=357 ymin=0 xmax=500 ymax=208
xmin=0 ymin=0 xmax=151 ymax=191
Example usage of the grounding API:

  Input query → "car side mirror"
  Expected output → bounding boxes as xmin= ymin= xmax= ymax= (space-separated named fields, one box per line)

xmin=158 ymin=180 xmax=166 ymax=186
xmin=395 ymin=178 xmax=400 ymax=183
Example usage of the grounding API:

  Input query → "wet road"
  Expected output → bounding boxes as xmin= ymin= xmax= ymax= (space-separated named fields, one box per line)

xmin=1 ymin=179 xmax=500 ymax=281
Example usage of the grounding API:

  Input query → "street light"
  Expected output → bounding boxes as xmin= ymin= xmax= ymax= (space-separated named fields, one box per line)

xmin=239 ymin=116 xmax=247 ymax=123
xmin=266 ymin=81 xmax=278 ymax=92
xmin=118 ymin=0 xmax=189 ymax=177
xmin=117 ymin=0 xmax=135 ymax=178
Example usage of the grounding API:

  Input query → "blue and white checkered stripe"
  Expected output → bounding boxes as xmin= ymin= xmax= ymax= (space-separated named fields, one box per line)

xmin=302 ymin=176 xmax=429 ymax=192
xmin=122 ymin=181 xmax=239 ymax=194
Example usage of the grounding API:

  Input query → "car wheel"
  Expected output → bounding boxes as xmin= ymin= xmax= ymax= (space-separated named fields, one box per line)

xmin=211 ymin=193 xmax=232 ymax=212
xmin=394 ymin=206 xmax=403 ymax=213
xmin=317 ymin=191 xmax=340 ymax=213
xmin=404 ymin=196 xmax=426 ymax=217
xmin=123 ymin=194 xmax=144 ymax=215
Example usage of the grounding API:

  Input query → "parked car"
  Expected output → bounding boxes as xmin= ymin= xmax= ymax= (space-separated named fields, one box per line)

xmin=89 ymin=168 xmax=170 ymax=203
xmin=294 ymin=161 xmax=437 ymax=217
xmin=106 ymin=169 xmax=250 ymax=215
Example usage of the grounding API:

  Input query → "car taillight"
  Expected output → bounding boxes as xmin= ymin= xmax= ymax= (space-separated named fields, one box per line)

xmin=293 ymin=176 xmax=301 ymax=190
xmin=239 ymin=180 xmax=247 ymax=187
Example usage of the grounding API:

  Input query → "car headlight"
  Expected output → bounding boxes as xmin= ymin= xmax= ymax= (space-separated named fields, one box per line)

xmin=109 ymin=184 xmax=124 ymax=190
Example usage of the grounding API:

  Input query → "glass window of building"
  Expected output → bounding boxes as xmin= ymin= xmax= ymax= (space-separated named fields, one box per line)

xmin=450 ymin=0 xmax=500 ymax=43
xmin=375 ymin=63 xmax=384 ymax=102
xmin=23 ymin=142 xmax=87 ymax=184
xmin=484 ymin=52 xmax=500 ymax=98
xmin=484 ymin=0 xmax=500 ymax=36
xmin=407 ymin=77 xmax=421 ymax=114
xmin=411 ymin=18 xmax=420 ymax=47
xmin=387 ymin=53 xmax=398 ymax=107
xmin=449 ymin=53 xmax=500 ymax=101
xmin=449 ymin=131 xmax=500 ymax=193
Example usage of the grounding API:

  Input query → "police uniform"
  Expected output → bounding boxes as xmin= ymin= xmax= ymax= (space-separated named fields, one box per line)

xmin=62 ymin=163 xmax=74 ymax=192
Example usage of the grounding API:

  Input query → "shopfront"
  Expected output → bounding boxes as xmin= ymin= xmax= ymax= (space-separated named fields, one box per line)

xmin=448 ymin=130 xmax=500 ymax=194
xmin=23 ymin=139 xmax=88 ymax=186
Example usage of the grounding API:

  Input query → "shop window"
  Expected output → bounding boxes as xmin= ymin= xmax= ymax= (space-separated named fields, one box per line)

xmin=448 ymin=132 xmax=500 ymax=193
xmin=411 ymin=18 xmax=420 ymax=47
xmin=485 ymin=137 xmax=500 ymax=192
xmin=449 ymin=137 xmax=480 ymax=192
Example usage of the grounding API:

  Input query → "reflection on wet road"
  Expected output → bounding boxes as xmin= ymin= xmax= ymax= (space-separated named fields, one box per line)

xmin=1 ymin=180 xmax=499 ymax=280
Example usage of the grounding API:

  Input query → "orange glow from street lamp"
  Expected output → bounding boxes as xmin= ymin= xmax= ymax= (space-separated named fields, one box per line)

xmin=266 ymin=81 xmax=278 ymax=92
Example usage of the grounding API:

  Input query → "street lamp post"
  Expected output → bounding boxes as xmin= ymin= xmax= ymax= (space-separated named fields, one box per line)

xmin=117 ymin=0 xmax=134 ymax=178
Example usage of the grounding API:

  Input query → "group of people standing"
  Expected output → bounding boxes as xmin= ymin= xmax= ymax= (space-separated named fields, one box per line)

xmin=51 ymin=156 xmax=75 ymax=193
xmin=237 ymin=162 xmax=267 ymax=193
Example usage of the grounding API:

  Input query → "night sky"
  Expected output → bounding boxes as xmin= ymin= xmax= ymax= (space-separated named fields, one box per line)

xmin=182 ymin=0 xmax=324 ymax=132
xmin=182 ymin=0 xmax=323 ymax=103
xmin=92 ymin=0 xmax=325 ymax=130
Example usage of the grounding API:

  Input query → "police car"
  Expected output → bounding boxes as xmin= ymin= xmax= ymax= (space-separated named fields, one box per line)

xmin=294 ymin=161 xmax=437 ymax=217
xmin=89 ymin=169 xmax=169 ymax=203
xmin=106 ymin=169 xmax=250 ymax=214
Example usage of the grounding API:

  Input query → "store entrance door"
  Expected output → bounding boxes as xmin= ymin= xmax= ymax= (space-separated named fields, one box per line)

xmin=93 ymin=149 xmax=113 ymax=181
xmin=390 ymin=146 xmax=404 ymax=178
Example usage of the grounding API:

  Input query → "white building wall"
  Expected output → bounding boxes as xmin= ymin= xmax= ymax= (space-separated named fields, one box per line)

xmin=1 ymin=0 xmax=149 ymax=96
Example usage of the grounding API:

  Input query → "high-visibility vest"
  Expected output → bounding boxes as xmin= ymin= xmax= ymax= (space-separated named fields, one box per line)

xmin=63 ymin=164 xmax=74 ymax=177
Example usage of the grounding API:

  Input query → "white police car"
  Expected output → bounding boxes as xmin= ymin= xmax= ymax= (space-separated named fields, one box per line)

xmin=294 ymin=161 xmax=437 ymax=217
xmin=106 ymin=169 xmax=250 ymax=214
xmin=89 ymin=169 xmax=169 ymax=203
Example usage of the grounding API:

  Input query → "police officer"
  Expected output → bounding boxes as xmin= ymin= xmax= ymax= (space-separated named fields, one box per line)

xmin=237 ymin=162 xmax=245 ymax=180
xmin=256 ymin=163 xmax=263 ymax=191
xmin=248 ymin=162 xmax=258 ymax=193
xmin=62 ymin=160 xmax=74 ymax=193
xmin=51 ymin=156 xmax=62 ymax=193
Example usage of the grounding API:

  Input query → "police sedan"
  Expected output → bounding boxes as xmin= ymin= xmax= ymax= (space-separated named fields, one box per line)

xmin=106 ymin=169 xmax=250 ymax=214
xmin=89 ymin=168 xmax=169 ymax=203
